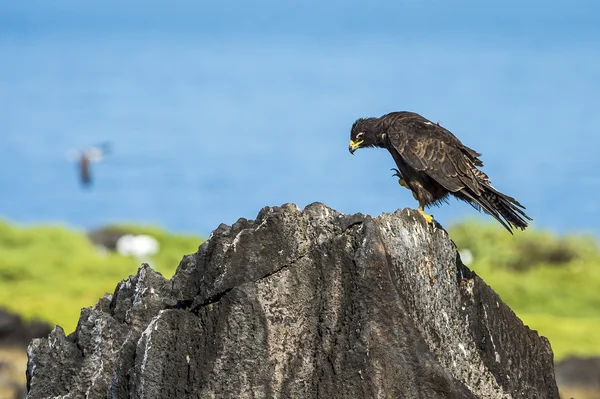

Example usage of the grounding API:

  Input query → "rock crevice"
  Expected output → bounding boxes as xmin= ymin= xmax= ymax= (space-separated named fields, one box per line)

xmin=26 ymin=203 xmax=559 ymax=398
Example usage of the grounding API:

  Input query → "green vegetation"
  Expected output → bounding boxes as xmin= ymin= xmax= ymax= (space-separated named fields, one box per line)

xmin=0 ymin=220 xmax=203 ymax=333
xmin=0 ymin=217 xmax=598 ymax=361
xmin=450 ymin=219 xmax=600 ymax=361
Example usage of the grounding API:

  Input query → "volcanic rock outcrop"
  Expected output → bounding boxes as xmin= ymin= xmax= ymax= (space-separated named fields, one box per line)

xmin=26 ymin=203 xmax=559 ymax=398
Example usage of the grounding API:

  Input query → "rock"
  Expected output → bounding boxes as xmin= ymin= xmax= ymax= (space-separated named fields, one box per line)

xmin=86 ymin=227 xmax=128 ymax=252
xmin=0 ymin=308 xmax=51 ymax=348
xmin=555 ymin=356 xmax=600 ymax=397
xmin=26 ymin=203 xmax=559 ymax=398
xmin=87 ymin=227 xmax=160 ymax=260
xmin=116 ymin=234 xmax=160 ymax=258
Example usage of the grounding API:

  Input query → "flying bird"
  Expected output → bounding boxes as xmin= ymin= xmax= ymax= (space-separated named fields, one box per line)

xmin=66 ymin=142 xmax=111 ymax=187
xmin=349 ymin=111 xmax=531 ymax=233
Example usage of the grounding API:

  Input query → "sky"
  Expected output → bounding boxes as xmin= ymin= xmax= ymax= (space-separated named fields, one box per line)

xmin=1 ymin=1 xmax=599 ymax=43
xmin=1 ymin=1 xmax=599 ymax=236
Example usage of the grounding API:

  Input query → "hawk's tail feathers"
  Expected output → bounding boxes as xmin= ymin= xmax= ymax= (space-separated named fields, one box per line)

xmin=461 ymin=186 xmax=532 ymax=234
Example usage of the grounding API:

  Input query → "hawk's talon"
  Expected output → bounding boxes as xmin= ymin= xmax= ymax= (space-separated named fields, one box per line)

xmin=418 ymin=207 xmax=434 ymax=224
xmin=391 ymin=168 xmax=410 ymax=189
xmin=422 ymin=213 xmax=434 ymax=224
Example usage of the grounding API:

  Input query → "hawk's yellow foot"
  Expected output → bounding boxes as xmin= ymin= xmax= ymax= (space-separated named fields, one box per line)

xmin=418 ymin=206 xmax=434 ymax=224
xmin=391 ymin=169 xmax=410 ymax=190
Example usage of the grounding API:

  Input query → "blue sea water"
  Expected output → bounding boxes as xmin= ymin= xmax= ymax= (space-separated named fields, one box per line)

xmin=1 ymin=2 xmax=600 ymax=237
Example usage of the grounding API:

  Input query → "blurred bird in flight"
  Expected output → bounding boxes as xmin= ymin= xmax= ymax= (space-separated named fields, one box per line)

xmin=66 ymin=142 xmax=111 ymax=188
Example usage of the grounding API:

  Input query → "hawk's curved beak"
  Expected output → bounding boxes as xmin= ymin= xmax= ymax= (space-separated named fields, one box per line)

xmin=349 ymin=140 xmax=363 ymax=155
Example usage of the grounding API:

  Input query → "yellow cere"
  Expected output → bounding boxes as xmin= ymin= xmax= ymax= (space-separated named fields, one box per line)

xmin=350 ymin=139 xmax=364 ymax=148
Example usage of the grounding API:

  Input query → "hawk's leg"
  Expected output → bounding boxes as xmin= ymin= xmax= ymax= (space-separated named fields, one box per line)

xmin=392 ymin=168 xmax=434 ymax=224
xmin=391 ymin=168 xmax=411 ymax=191
xmin=418 ymin=205 xmax=434 ymax=224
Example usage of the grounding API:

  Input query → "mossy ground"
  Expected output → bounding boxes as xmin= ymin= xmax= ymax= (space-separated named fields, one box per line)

xmin=0 ymin=220 xmax=203 ymax=333
xmin=0 ymin=218 xmax=599 ymax=361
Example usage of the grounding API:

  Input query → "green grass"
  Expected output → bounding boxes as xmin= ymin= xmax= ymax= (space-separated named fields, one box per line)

xmin=519 ymin=314 xmax=600 ymax=360
xmin=1 ymin=217 xmax=599 ymax=361
xmin=0 ymin=220 xmax=203 ymax=333
xmin=450 ymin=220 xmax=600 ymax=361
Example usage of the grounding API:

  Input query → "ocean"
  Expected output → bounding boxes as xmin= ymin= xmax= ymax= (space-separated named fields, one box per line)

xmin=1 ymin=34 xmax=599 ymax=236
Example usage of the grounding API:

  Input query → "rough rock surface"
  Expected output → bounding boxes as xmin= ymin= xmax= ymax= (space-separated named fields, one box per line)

xmin=26 ymin=203 xmax=559 ymax=398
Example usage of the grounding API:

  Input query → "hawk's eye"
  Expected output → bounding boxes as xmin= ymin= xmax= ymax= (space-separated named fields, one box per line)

xmin=356 ymin=132 xmax=364 ymax=139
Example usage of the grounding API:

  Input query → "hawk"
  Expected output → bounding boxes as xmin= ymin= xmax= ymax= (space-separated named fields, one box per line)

xmin=349 ymin=111 xmax=532 ymax=233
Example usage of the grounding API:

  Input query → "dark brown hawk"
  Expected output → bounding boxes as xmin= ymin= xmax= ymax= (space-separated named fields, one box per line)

xmin=348 ymin=111 xmax=532 ymax=233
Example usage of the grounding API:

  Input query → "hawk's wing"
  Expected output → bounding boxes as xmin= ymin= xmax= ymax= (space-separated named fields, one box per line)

xmin=383 ymin=113 xmax=531 ymax=232
xmin=387 ymin=118 xmax=486 ymax=195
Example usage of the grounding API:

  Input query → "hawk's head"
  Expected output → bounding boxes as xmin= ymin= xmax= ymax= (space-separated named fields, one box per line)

xmin=349 ymin=117 xmax=385 ymax=154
